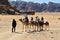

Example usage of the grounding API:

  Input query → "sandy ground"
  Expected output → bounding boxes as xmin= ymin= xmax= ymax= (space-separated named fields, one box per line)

xmin=0 ymin=12 xmax=60 ymax=40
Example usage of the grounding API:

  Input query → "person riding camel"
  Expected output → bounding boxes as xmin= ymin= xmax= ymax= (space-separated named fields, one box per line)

xmin=30 ymin=17 xmax=34 ymax=23
xmin=41 ymin=17 xmax=44 ymax=21
xmin=24 ymin=14 xmax=29 ymax=22
xmin=35 ymin=16 xmax=40 ymax=23
xmin=41 ymin=17 xmax=44 ymax=23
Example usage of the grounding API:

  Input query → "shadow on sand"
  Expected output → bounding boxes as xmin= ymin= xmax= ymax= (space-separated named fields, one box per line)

xmin=12 ymin=29 xmax=44 ymax=34
xmin=27 ymin=29 xmax=44 ymax=33
xmin=13 ymin=32 xmax=22 ymax=34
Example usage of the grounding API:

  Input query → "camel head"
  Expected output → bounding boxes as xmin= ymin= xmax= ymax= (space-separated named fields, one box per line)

xmin=44 ymin=21 xmax=49 ymax=25
xmin=19 ymin=18 xmax=23 ymax=22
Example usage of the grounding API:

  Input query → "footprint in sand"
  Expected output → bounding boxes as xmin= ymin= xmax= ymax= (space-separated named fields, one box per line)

xmin=51 ymin=37 xmax=54 ymax=39
xmin=50 ymin=32 xmax=53 ymax=34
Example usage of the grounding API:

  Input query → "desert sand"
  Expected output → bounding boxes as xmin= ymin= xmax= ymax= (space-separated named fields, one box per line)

xmin=0 ymin=12 xmax=60 ymax=40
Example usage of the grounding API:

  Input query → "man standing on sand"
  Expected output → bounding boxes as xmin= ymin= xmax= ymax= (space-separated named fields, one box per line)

xmin=12 ymin=19 xmax=17 ymax=32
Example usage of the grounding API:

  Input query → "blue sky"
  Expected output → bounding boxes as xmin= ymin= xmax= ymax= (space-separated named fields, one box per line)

xmin=9 ymin=0 xmax=60 ymax=3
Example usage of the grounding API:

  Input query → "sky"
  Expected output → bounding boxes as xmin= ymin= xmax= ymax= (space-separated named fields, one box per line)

xmin=9 ymin=0 xmax=60 ymax=3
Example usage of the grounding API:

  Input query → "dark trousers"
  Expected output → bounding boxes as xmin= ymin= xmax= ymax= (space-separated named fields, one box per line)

xmin=12 ymin=27 xmax=16 ymax=32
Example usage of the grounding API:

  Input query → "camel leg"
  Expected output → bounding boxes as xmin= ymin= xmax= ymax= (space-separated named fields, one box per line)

xmin=37 ymin=25 xmax=39 ymax=31
xmin=42 ymin=25 xmax=43 ymax=30
xmin=35 ymin=25 xmax=37 ymax=31
xmin=45 ymin=25 xmax=47 ymax=30
xmin=35 ymin=25 xmax=36 ymax=31
xmin=29 ymin=25 xmax=31 ymax=32
xmin=31 ymin=25 xmax=34 ymax=31
xmin=48 ymin=26 xmax=49 ymax=31
xmin=46 ymin=25 xmax=49 ymax=31
xmin=27 ymin=25 xmax=29 ymax=31
xmin=37 ymin=25 xmax=40 ymax=31
xmin=34 ymin=25 xmax=35 ymax=30
xmin=30 ymin=24 xmax=31 ymax=31
xmin=40 ymin=25 xmax=43 ymax=31
xmin=22 ymin=24 xmax=24 ymax=32
xmin=32 ymin=25 xmax=35 ymax=31
xmin=25 ymin=25 xmax=29 ymax=32
xmin=44 ymin=25 xmax=49 ymax=31
xmin=40 ymin=26 xmax=41 ymax=31
xmin=37 ymin=27 xmax=38 ymax=31
xmin=25 ymin=25 xmax=27 ymax=32
xmin=30 ymin=24 xmax=33 ymax=31
xmin=35 ymin=26 xmax=37 ymax=31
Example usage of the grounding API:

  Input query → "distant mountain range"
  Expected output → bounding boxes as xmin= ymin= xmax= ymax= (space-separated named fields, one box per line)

xmin=9 ymin=1 xmax=60 ymax=12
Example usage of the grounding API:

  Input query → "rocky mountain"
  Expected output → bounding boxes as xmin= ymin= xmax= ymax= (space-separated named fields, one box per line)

xmin=9 ymin=1 xmax=60 ymax=12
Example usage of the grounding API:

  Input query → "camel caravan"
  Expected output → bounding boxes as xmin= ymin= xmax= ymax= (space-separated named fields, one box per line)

xmin=19 ymin=15 xmax=49 ymax=32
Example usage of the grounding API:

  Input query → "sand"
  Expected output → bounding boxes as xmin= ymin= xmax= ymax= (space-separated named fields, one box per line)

xmin=0 ymin=12 xmax=60 ymax=40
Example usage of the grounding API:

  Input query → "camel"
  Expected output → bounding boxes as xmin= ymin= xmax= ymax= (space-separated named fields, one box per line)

xmin=19 ymin=18 xmax=30 ymax=32
xmin=29 ymin=21 xmax=35 ymax=30
xmin=29 ymin=21 xmax=40 ymax=31
xmin=37 ymin=21 xmax=44 ymax=31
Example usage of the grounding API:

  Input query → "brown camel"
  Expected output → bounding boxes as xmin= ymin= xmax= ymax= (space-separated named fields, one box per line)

xmin=29 ymin=21 xmax=36 ymax=31
xmin=19 ymin=18 xmax=29 ymax=32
